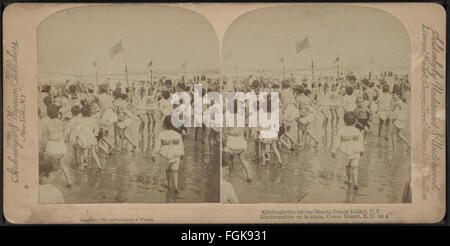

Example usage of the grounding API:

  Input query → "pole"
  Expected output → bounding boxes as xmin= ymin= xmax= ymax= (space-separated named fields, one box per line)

xmin=125 ymin=65 xmax=129 ymax=86
xmin=371 ymin=58 xmax=374 ymax=77
xmin=337 ymin=60 xmax=339 ymax=78
xmin=96 ymin=70 xmax=99 ymax=85
xmin=311 ymin=60 xmax=315 ymax=84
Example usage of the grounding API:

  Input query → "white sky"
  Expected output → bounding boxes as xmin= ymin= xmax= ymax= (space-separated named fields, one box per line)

xmin=37 ymin=5 xmax=220 ymax=79
xmin=222 ymin=5 xmax=411 ymax=77
xmin=37 ymin=5 xmax=411 ymax=81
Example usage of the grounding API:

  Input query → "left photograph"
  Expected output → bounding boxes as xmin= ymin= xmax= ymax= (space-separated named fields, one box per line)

xmin=37 ymin=5 xmax=220 ymax=203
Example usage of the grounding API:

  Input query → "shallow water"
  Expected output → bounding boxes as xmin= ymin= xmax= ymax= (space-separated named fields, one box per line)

xmin=229 ymin=121 xmax=411 ymax=203
xmin=52 ymin=122 xmax=220 ymax=203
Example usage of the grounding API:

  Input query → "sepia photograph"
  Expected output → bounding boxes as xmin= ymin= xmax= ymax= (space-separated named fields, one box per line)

xmin=37 ymin=5 xmax=220 ymax=203
xmin=221 ymin=5 xmax=412 ymax=203
xmin=2 ymin=3 xmax=445 ymax=224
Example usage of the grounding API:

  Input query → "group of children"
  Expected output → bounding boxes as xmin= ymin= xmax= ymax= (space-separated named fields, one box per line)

xmin=39 ymin=78 xmax=220 ymax=202
xmin=222 ymin=75 xmax=410 ymax=192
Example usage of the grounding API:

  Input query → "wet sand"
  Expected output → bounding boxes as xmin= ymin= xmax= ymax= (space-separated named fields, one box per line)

xmin=50 ymin=118 xmax=220 ymax=203
xmin=228 ymin=120 xmax=411 ymax=204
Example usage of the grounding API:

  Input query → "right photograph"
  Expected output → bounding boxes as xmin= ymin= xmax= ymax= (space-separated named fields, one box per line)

xmin=221 ymin=5 xmax=411 ymax=203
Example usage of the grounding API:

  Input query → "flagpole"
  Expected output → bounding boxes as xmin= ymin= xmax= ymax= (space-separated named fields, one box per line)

xmin=307 ymin=38 xmax=315 ymax=84
xmin=336 ymin=57 xmax=340 ymax=79
xmin=121 ymin=50 xmax=128 ymax=87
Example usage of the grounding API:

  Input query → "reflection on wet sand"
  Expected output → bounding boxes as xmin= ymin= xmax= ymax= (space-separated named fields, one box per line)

xmin=229 ymin=122 xmax=411 ymax=203
xmin=53 ymin=129 xmax=220 ymax=203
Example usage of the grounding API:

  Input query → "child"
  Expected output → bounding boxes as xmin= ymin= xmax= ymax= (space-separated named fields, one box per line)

xmin=342 ymin=86 xmax=357 ymax=113
xmin=152 ymin=116 xmax=185 ymax=193
xmin=98 ymin=86 xmax=116 ymax=154
xmin=223 ymin=102 xmax=253 ymax=182
xmin=41 ymin=104 xmax=73 ymax=187
xmin=115 ymin=93 xmax=136 ymax=151
xmin=65 ymin=105 xmax=82 ymax=166
xmin=317 ymin=83 xmax=331 ymax=130
xmin=297 ymin=89 xmax=319 ymax=147
xmin=134 ymin=87 xmax=148 ymax=151
xmin=390 ymin=91 xmax=410 ymax=152
xmin=329 ymin=83 xmax=341 ymax=129
xmin=278 ymin=103 xmax=298 ymax=150
xmin=39 ymin=161 xmax=65 ymax=204
xmin=76 ymin=105 xmax=102 ymax=170
xmin=377 ymin=86 xmax=392 ymax=140
xmin=354 ymin=97 xmax=372 ymax=144
xmin=331 ymin=111 xmax=364 ymax=190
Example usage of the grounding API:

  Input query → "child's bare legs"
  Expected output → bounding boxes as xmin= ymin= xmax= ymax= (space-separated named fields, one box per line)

xmin=137 ymin=114 xmax=146 ymax=150
xmin=238 ymin=152 xmax=253 ymax=181
xmin=195 ymin=125 xmax=206 ymax=143
xmin=57 ymin=158 xmax=73 ymax=186
xmin=345 ymin=164 xmax=351 ymax=184
xmin=279 ymin=135 xmax=291 ymax=150
xmin=321 ymin=110 xmax=329 ymax=129
xmin=80 ymin=148 xmax=89 ymax=170
xmin=330 ymin=109 xmax=337 ymax=129
xmin=123 ymin=128 xmax=136 ymax=152
xmin=90 ymin=146 xmax=102 ymax=169
xmin=208 ymin=129 xmax=215 ymax=153
xmin=252 ymin=139 xmax=260 ymax=161
xmin=385 ymin=119 xmax=391 ymax=140
xmin=391 ymin=126 xmax=398 ymax=151
xmin=305 ymin=124 xmax=319 ymax=147
xmin=271 ymin=142 xmax=283 ymax=167
xmin=169 ymin=158 xmax=180 ymax=192
xmin=284 ymin=128 xmax=296 ymax=149
xmin=72 ymin=145 xmax=79 ymax=164
xmin=378 ymin=119 xmax=384 ymax=137
xmin=297 ymin=121 xmax=302 ymax=144
xmin=351 ymin=166 xmax=359 ymax=189
xmin=114 ymin=125 xmax=120 ymax=149
xmin=397 ymin=131 xmax=411 ymax=151
xmin=165 ymin=168 xmax=172 ymax=189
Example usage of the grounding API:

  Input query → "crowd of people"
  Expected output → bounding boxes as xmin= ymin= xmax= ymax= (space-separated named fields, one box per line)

xmin=221 ymin=72 xmax=411 ymax=203
xmin=38 ymin=77 xmax=220 ymax=203
xmin=37 ymin=71 xmax=411 ymax=204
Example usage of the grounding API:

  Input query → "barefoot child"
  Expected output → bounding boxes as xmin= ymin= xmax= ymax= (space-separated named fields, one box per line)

xmin=76 ymin=105 xmax=102 ymax=170
xmin=297 ymin=88 xmax=319 ymax=147
xmin=115 ymin=93 xmax=136 ymax=151
xmin=390 ymin=91 xmax=410 ymax=152
xmin=331 ymin=111 xmax=364 ymax=190
xmin=152 ymin=116 xmax=185 ymax=193
xmin=260 ymin=99 xmax=283 ymax=167
xmin=42 ymin=104 xmax=73 ymax=187
xmin=223 ymin=102 xmax=253 ymax=182
xmin=64 ymin=105 xmax=82 ymax=166
xmin=354 ymin=96 xmax=372 ymax=144
xmin=377 ymin=86 xmax=392 ymax=140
